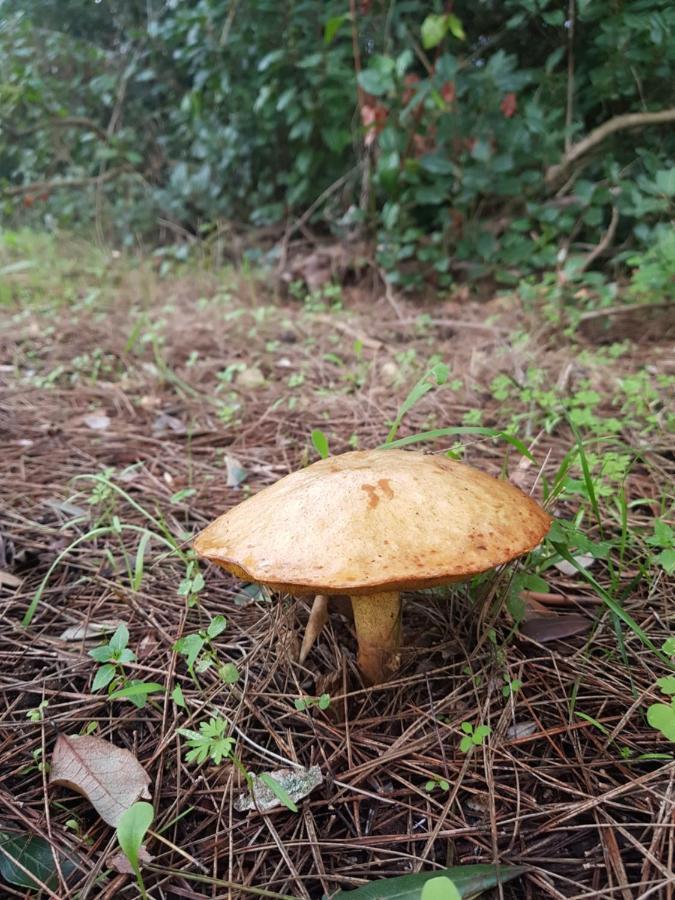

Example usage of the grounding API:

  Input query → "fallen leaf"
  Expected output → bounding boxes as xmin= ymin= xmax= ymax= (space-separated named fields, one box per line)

xmin=0 ymin=831 xmax=76 ymax=891
xmin=0 ymin=570 xmax=21 ymax=589
xmin=152 ymin=412 xmax=187 ymax=436
xmin=107 ymin=845 xmax=154 ymax=875
xmin=299 ymin=594 xmax=328 ymax=664
xmin=332 ymin=863 xmax=527 ymax=898
xmin=225 ymin=455 xmax=248 ymax=488
xmin=506 ymin=720 xmax=537 ymax=740
xmin=235 ymin=366 xmax=266 ymax=390
xmin=554 ymin=554 xmax=595 ymax=577
xmin=235 ymin=765 xmax=323 ymax=813
xmin=44 ymin=499 xmax=89 ymax=519
xmin=83 ymin=413 xmax=110 ymax=431
xmin=49 ymin=734 xmax=151 ymax=826
xmin=519 ymin=613 xmax=591 ymax=643
xmin=59 ymin=620 xmax=123 ymax=641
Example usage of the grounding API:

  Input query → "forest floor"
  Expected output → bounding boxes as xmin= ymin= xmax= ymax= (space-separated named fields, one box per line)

xmin=0 ymin=231 xmax=674 ymax=899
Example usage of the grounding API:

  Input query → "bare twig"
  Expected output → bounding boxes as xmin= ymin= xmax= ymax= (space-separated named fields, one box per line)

xmin=546 ymin=107 xmax=675 ymax=186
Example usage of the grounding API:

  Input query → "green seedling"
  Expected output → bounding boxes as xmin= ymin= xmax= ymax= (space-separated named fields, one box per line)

xmin=424 ymin=777 xmax=450 ymax=793
xmin=177 ymin=715 xmax=235 ymax=765
xmin=459 ymin=722 xmax=491 ymax=753
xmin=173 ymin=615 xmax=231 ymax=677
xmin=116 ymin=801 xmax=154 ymax=900
xmin=26 ymin=700 xmax=49 ymax=722
xmin=89 ymin=623 xmax=164 ymax=708
xmin=178 ymin=558 xmax=206 ymax=607
xmin=502 ymin=676 xmax=523 ymax=698
xmin=646 ymin=520 xmax=675 ymax=574
xmin=294 ymin=693 xmax=330 ymax=712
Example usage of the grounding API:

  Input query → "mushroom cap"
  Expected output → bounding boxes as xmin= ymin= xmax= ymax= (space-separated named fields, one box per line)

xmin=193 ymin=449 xmax=551 ymax=595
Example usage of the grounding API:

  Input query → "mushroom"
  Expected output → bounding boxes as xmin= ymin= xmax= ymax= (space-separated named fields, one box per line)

xmin=193 ymin=449 xmax=551 ymax=685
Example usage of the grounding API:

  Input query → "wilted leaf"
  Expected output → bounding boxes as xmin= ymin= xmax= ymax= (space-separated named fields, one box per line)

xmin=299 ymin=594 xmax=329 ymax=663
xmin=152 ymin=412 xmax=187 ymax=436
xmin=107 ymin=845 xmax=154 ymax=875
xmin=554 ymin=554 xmax=595 ymax=576
xmin=333 ymin=863 xmax=527 ymax=898
xmin=83 ymin=413 xmax=110 ymax=431
xmin=0 ymin=570 xmax=21 ymax=589
xmin=519 ymin=613 xmax=591 ymax=643
xmin=49 ymin=734 xmax=151 ymax=826
xmin=59 ymin=620 xmax=123 ymax=641
xmin=225 ymin=455 xmax=248 ymax=487
xmin=235 ymin=765 xmax=322 ymax=812
xmin=0 ymin=832 xmax=76 ymax=891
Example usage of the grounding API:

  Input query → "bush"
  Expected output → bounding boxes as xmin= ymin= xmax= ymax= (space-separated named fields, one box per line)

xmin=1 ymin=0 xmax=673 ymax=286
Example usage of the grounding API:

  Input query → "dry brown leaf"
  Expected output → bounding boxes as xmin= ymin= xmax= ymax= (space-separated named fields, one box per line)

xmin=59 ymin=620 xmax=123 ymax=641
xmin=83 ymin=412 xmax=110 ymax=431
xmin=299 ymin=594 xmax=329 ymax=664
xmin=519 ymin=613 xmax=591 ymax=644
xmin=107 ymin=846 xmax=154 ymax=874
xmin=0 ymin=570 xmax=22 ymax=589
xmin=49 ymin=734 xmax=151 ymax=827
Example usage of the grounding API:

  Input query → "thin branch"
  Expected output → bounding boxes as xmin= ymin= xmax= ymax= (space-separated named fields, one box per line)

xmin=578 ymin=205 xmax=620 ymax=273
xmin=565 ymin=0 xmax=575 ymax=153
xmin=3 ymin=166 xmax=128 ymax=197
xmin=546 ymin=107 xmax=675 ymax=187
xmin=5 ymin=116 xmax=111 ymax=144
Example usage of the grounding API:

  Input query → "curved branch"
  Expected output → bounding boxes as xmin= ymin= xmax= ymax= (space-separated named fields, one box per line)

xmin=4 ymin=116 xmax=111 ymax=143
xmin=546 ymin=107 xmax=675 ymax=187
xmin=3 ymin=166 xmax=128 ymax=197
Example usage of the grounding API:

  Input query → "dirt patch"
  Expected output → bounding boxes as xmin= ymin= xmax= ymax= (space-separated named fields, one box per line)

xmin=0 ymin=259 xmax=673 ymax=898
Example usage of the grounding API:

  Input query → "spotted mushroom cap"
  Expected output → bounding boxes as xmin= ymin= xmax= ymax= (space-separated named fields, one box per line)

xmin=193 ymin=449 xmax=551 ymax=595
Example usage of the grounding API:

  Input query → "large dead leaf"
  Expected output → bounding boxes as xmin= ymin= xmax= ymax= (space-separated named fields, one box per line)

xmin=519 ymin=613 xmax=591 ymax=643
xmin=49 ymin=735 xmax=151 ymax=827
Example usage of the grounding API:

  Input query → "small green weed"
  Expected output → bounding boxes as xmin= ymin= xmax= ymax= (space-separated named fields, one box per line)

xmin=89 ymin=623 xmax=164 ymax=708
xmin=294 ymin=693 xmax=331 ymax=712
xmin=459 ymin=722 xmax=491 ymax=753
xmin=178 ymin=716 xmax=235 ymax=765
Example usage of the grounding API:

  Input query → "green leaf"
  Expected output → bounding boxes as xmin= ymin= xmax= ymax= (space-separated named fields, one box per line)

xmin=459 ymin=735 xmax=473 ymax=753
xmin=0 ymin=832 xmax=76 ymax=891
xmin=357 ymin=69 xmax=390 ymax=97
xmin=311 ymin=429 xmax=330 ymax=459
xmin=92 ymin=663 xmax=117 ymax=692
xmin=421 ymin=14 xmax=448 ymax=49
xmin=655 ymin=548 xmax=675 ymax=574
xmin=108 ymin=623 xmax=129 ymax=653
xmin=88 ymin=645 xmax=114 ymax=663
xmin=324 ymin=14 xmax=348 ymax=45
xmin=257 ymin=774 xmax=299 ymax=813
xmin=132 ymin=530 xmax=151 ymax=592
xmin=647 ymin=702 xmax=675 ymax=741
xmin=207 ymin=615 xmax=227 ymax=639
xmin=174 ymin=633 xmax=205 ymax=671
xmin=656 ymin=676 xmax=675 ymax=695
xmin=385 ymin=363 xmax=449 ymax=443
xmin=219 ymin=662 xmax=240 ymax=684
xmin=116 ymin=801 xmax=154 ymax=885
xmin=663 ymin=638 xmax=675 ymax=656
xmin=171 ymin=684 xmax=186 ymax=708
xmin=446 ymin=14 xmax=465 ymax=40
xmin=421 ymin=876 xmax=461 ymax=900
xmin=332 ymin=863 xmax=527 ymax=898
xmin=109 ymin=682 xmax=164 ymax=702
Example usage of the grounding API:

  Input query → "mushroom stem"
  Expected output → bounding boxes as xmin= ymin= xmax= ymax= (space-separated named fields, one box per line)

xmin=350 ymin=592 xmax=401 ymax=685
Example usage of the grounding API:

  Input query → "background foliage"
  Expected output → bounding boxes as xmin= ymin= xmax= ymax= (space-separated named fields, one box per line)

xmin=1 ymin=0 xmax=674 ymax=288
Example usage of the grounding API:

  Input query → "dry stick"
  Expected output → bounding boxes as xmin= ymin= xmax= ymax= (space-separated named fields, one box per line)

xmin=546 ymin=108 xmax=675 ymax=186
xmin=578 ymin=205 xmax=620 ymax=273
xmin=565 ymin=0 xmax=576 ymax=154
xmin=2 ymin=167 xmax=128 ymax=197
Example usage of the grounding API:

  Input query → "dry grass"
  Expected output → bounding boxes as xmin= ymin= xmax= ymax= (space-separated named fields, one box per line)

xmin=0 ymin=240 xmax=673 ymax=898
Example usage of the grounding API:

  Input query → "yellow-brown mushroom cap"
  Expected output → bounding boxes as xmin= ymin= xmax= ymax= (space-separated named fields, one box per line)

xmin=193 ymin=449 xmax=552 ymax=595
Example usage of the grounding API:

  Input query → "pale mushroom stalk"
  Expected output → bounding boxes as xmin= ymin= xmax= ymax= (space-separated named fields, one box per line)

xmin=350 ymin=592 xmax=401 ymax=685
